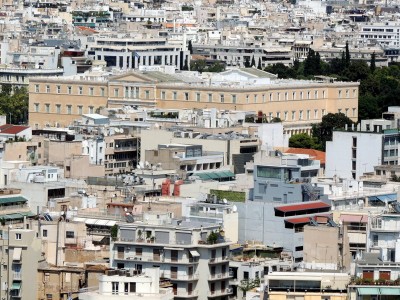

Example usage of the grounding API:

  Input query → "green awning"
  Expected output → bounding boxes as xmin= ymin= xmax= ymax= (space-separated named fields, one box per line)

xmin=0 ymin=212 xmax=36 ymax=220
xmin=195 ymin=171 xmax=235 ymax=180
xmin=380 ymin=287 xmax=400 ymax=295
xmin=11 ymin=282 xmax=21 ymax=290
xmin=358 ymin=287 xmax=380 ymax=295
xmin=0 ymin=196 xmax=27 ymax=205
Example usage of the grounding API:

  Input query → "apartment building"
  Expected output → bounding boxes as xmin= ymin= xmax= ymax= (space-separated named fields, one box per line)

xmin=326 ymin=119 xmax=400 ymax=180
xmin=265 ymin=272 xmax=349 ymax=300
xmin=192 ymin=44 xmax=292 ymax=67
xmin=358 ymin=22 xmax=400 ymax=47
xmin=0 ymin=228 xmax=41 ymax=300
xmin=29 ymin=68 xmax=359 ymax=130
xmin=110 ymin=212 xmax=233 ymax=299
xmin=79 ymin=268 xmax=174 ymax=300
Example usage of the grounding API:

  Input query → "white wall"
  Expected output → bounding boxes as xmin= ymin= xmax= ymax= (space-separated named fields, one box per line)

xmin=326 ymin=131 xmax=383 ymax=180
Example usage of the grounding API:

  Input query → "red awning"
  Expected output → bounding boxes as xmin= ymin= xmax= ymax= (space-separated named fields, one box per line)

xmin=275 ymin=201 xmax=330 ymax=213
xmin=340 ymin=214 xmax=368 ymax=223
xmin=284 ymin=217 xmax=311 ymax=225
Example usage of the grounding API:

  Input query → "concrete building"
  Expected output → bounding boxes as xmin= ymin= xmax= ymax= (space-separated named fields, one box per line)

xmin=265 ymin=272 xmax=349 ymax=300
xmin=0 ymin=228 xmax=41 ymax=300
xmin=326 ymin=121 xmax=400 ymax=180
xmin=110 ymin=212 xmax=233 ymax=299
xmin=29 ymin=68 xmax=359 ymax=130
xmin=79 ymin=268 xmax=174 ymax=300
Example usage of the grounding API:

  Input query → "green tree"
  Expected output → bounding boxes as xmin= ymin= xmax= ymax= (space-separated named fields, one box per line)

xmin=289 ymin=133 xmax=316 ymax=149
xmin=370 ymin=52 xmax=376 ymax=73
xmin=244 ymin=57 xmax=250 ymax=68
xmin=312 ymin=113 xmax=355 ymax=150
xmin=257 ymin=57 xmax=262 ymax=70
xmin=188 ymin=40 xmax=193 ymax=54
xmin=207 ymin=62 xmax=225 ymax=72
xmin=345 ymin=41 xmax=351 ymax=67
xmin=190 ymin=60 xmax=207 ymax=72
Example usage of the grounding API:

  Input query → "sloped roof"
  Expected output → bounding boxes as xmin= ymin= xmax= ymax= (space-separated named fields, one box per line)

xmin=0 ymin=124 xmax=30 ymax=135
xmin=284 ymin=147 xmax=326 ymax=165
xmin=275 ymin=201 xmax=330 ymax=213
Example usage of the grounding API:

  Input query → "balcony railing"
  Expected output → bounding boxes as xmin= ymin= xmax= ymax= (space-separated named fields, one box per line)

xmin=209 ymin=272 xmax=232 ymax=280
xmin=208 ymin=288 xmax=233 ymax=297
xmin=209 ymin=256 xmax=229 ymax=264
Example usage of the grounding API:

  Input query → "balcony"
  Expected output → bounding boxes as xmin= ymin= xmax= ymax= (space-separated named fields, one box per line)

xmin=163 ymin=272 xmax=199 ymax=281
xmin=13 ymin=272 xmax=21 ymax=280
xmin=208 ymin=288 xmax=233 ymax=298
xmin=114 ymin=145 xmax=137 ymax=152
xmin=209 ymin=256 xmax=229 ymax=264
xmin=209 ymin=273 xmax=232 ymax=281
xmin=176 ymin=290 xmax=198 ymax=298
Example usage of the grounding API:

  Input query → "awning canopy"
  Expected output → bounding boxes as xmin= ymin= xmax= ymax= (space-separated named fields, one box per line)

xmin=379 ymin=287 xmax=400 ymax=295
xmin=11 ymin=282 xmax=21 ymax=290
xmin=369 ymin=193 xmax=397 ymax=203
xmin=0 ymin=196 xmax=28 ymax=205
xmin=189 ymin=250 xmax=200 ymax=257
xmin=340 ymin=214 xmax=368 ymax=223
xmin=275 ymin=201 xmax=330 ymax=213
xmin=195 ymin=171 xmax=235 ymax=181
xmin=0 ymin=212 xmax=36 ymax=221
xmin=12 ymin=248 xmax=22 ymax=261
xmin=358 ymin=287 xmax=380 ymax=295
xmin=164 ymin=247 xmax=184 ymax=251
xmin=284 ymin=217 xmax=312 ymax=225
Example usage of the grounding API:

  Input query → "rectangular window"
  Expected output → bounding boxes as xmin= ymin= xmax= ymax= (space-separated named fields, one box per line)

xmin=208 ymin=93 xmax=212 ymax=102
xmin=196 ymin=93 xmax=201 ymax=102
xmin=46 ymin=85 xmax=50 ymax=93
xmin=220 ymin=94 xmax=224 ymax=103
xmin=15 ymin=233 xmax=21 ymax=240
xmin=67 ymin=105 xmax=72 ymax=115
xmin=66 ymin=231 xmax=74 ymax=238
xmin=285 ymin=92 xmax=288 ymax=100
xmin=299 ymin=110 xmax=303 ymax=120
xmin=89 ymin=106 xmax=94 ymax=114
xmin=78 ymin=106 xmax=83 ymax=115
xmin=292 ymin=91 xmax=296 ymax=100
xmin=112 ymin=282 xmax=119 ymax=295
xmin=114 ymin=88 xmax=119 ymax=97
xmin=100 ymin=87 xmax=105 ymax=97
xmin=314 ymin=109 xmax=318 ymax=119
xmin=78 ymin=86 xmax=83 ymax=95
xmin=34 ymin=103 xmax=39 ymax=112
xmin=56 ymin=85 xmax=61 ymax=94
xmin=269 ymin=93 xmax=272 ymax=101
xmin=56 ymin=104 xmax=61 ymax=114
xmin=145 ymin=90 xmax=150 ymax=99
xmin=232 ymin=94 xmax=237 ymax=103
xmin=300 ymin=91 xmax=303 ymax=99
xmin=43 ymin=230 xmax=48 ymax=237
xmin=338 ymin=90 xmax=342 ymax=98
xmin=314 ymin=90 xmax=318 ymax=98
xmin=161 ymin=91 xmax=166 ymax=100
xmin=246 ymin=95 xmax=250 ymax=103
xmin=323 ymin=90 xmax=326 ymax=98
xmin=292 ymin=111 xmax=296 ymax=120
xmin=45 ymin=104 xmax=50 ymax=113
xmin=307 ymin=110 xmax=310 ymax=120
xmin=322 ymin=109 xmax=326 ymax=116
xmin=173 ymin=92 xmax=177 ymax=100
xmin=346 ymin=89 xmax=349 ymax=98
xmin=89 ymin=87 xmax=94 ymax=96
xmin=184 ymin=92 xmax=189 ymax=101
xmin=284 ymin=111 xmax=288 ymax=121
xmin=254 ymin=95 xmax=257 ymax=103
xmin=35 ymin=84 xmax=39 ymax=93
xmin=262 ymin=94 xmax=266 ymax=103
xmin=67 ymin=86 xmax=72 ymax=94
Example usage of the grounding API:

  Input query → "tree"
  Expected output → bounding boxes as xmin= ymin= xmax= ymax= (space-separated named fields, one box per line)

xmin=190 ymin=60 xmax=207 ymax=72
xmin=207 ymin=62 xmax=225 ymax=72
xmin=345 ymin=41 xmax=351 ymax=67
xmin=312 ymin=113 xmax=355 ymax=150
xmin=257 ymin=57 xmax=262 ymax=70
xmin=188 ymin=40 xmax=193 ymax=54
xmin=110 ymin=224 xmax=118 ymax=241
xmin=370 ymin=52 xmax=376 ymax=73
xmin=244 ymin=57 xmax=250 ymax=68
xmin=251 ymin=56 xmax=256 ymax=67
xmin=289 ymin=133 xmax=316 ymax=149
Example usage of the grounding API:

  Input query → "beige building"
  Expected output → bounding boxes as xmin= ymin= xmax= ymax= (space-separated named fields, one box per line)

xmin=0 ymin=228 xmax=41 ymax=300
xmin=29 ymin=69 xmax=359 ymax=131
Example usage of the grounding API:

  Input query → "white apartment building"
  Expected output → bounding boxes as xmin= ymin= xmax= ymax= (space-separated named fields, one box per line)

xmin=79 ymin=268 xmax=174 ymax=300
xmin=110 ymin=212 xmax=233 ymax=299
xmin=359 ymin=22 xmax=400 ymax=47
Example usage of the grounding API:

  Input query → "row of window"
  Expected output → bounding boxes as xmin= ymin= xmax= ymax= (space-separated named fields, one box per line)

xmin=261 ymin=108 xmax=356 ymax=121
xmin=34 ymin=84 xmax=106 ymax=96
xmin=160 ymin=89 xmax=356 ymax=103
xmin=33 ymin=103 xmax=95 ymax=115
